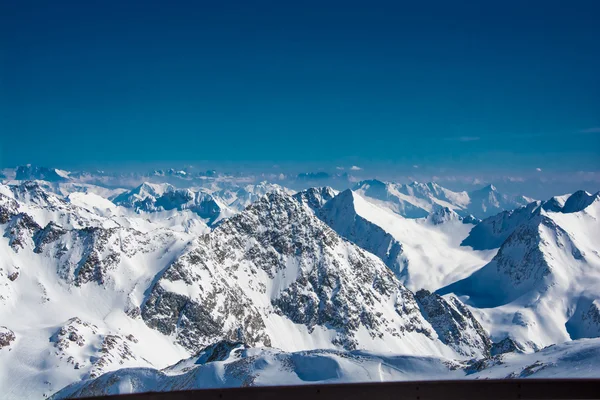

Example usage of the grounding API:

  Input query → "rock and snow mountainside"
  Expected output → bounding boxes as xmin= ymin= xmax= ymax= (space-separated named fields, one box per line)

xmin=414 ymin=290 xmax=491 ymax=358
xmin=139 ymin=191 xmax=465 ymax=357
xmin=215 ymin=182 xmax=296 ymax=212
xmin=113 ymin=182 xmax=234 ymax=225
xmin=15 ymin=165 xmax=71 ymax=182
xmin=353 ymin=180 xmax=530 ymax=220
xmin=319 ymin=189 xmax=496 ymax=291
xmin=440 ymin=191 xmax=600 ymax=351
xmin=0 ymin=183 xmax=196 ymax=399
xmin=292 ymin=186 xmax=338 ymax=212
xmin=1 ymin=182 xmax=501 ymax=399
xmin=51 ymin=338 xmax=600 ymax=399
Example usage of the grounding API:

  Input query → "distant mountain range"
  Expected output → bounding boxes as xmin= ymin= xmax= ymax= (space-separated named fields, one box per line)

xmin=352 ymin=180 xmax=532 ymax=219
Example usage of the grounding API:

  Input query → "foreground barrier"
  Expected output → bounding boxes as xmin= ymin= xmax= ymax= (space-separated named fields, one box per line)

xmin=77 ymin=379 xmax=600 ymax=400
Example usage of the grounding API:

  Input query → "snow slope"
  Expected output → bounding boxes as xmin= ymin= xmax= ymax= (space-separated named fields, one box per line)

xmin=51 ymin=338 xmax=600 ymax=399
xmin=0 ymin=183 xmax=196 ymax=399
xmin=439 ymin=191 xmax=600 ymax=350
xmin=319 ymin=190 xmax=496 ymax=291
xmin=352 ymin=180 xmax=530 ymax=220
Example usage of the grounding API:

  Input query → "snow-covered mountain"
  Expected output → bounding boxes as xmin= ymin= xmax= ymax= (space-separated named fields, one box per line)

xmin=318 ymin=189 xmax=496 ymax=291
xmin=352 ymin=180 xmax=531 ymax=220
xmin=139 ymin=191 xmax=464 ymax=357
xmin=51 ymin=338 xmax=600 ymax=399
xmin=440 ymin=191 xmax=600 ymax=351
xmin=214 ymin=181 xmax=296 ymax=212
xmin=1 ymin=182 xmax=498 ymax=399
xmin=113 ymin=182 xmax=235 ymax=225
xmin=0 ymin=177 xmax=598 ymax=399
xmin=292 ymin=186 xmax=338 ymax=212
xmin=0 ymin=183 xmax=197 ymax=398
xmin=14 ymin=165 xmax=71 ymax=182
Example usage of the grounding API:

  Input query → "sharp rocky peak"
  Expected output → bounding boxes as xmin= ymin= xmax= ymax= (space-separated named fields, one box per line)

xmin=141 ymin=190 xmax=446 ymax=354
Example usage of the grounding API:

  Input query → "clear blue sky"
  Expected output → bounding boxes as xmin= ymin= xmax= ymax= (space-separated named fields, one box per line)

xmin=1 ymin=0 xmax=599 ymax=173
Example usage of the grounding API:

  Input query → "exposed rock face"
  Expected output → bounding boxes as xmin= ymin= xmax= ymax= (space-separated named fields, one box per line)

xmin=15 ymin=166 xmax=69 ymax=182
xmin=566 ymin=298 xmax=600 ymax=340
xmin=10 ymin=181 xmax=68 ymax=209
xmin=142 ymin=192 xmax=437 ymax=353
xmin=4 ymin=213 xmax=41 ymax=251
xmin=490 ymin=337 xmax=526 ymax=356
xmin=0 ymin=193 xmax=19 ymax=224
xmin=33 ymin=222 xmax=68 ymax=253
xmin=113 ymin=183 xmax=230 ymax=225
xmin=0 ymin=327 xmax=15 ymax=349
xmin=415 ymin=290 xmax=491 ymax=358
xmin=194 ymin=340 xmax=247 ymax=364
xmin=27 ymin=219 xmax=176 ymax=286
xmin=428 ymin=206 xmax=462 ymax=225
xmin=462 ymin=214 xmax=481 ymax=225
xmin=292 ymin=187 xmax=336 ymax=213
xmin=50 ymin=318 xmax=143 ymax=379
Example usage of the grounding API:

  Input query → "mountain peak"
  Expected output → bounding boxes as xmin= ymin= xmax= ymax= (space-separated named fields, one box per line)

xmin=561 ymin=190 xmax=599 ymax=213
xmin=292 ymin=186 xmax=337 ymax=212
xmin=15 ymin=165 xmax=70 ymax=182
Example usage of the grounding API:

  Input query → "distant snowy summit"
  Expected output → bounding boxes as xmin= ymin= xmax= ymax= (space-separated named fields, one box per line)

xmin=352 ymin=180 xmax=531 ymax=219
xmin=441 ymin=190 xmax=600 ymax=351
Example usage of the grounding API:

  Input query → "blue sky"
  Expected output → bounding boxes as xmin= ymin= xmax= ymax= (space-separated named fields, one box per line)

xmin=1 ymin=0 xmax=599 ymax=176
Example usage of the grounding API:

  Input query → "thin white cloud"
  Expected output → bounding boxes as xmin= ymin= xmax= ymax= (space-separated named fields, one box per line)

xmin=412 ymin=165 xmax=419 ymax=169
xmin=336 ymin=166 xmax=344 ymax=170
xmin=445 ymin=136 xmax=481 ymax=142
xmin=536 ymin=168 xmax=542 ymax=172
xmin=579 ymin=127 xmax=600 ymax=133
xmin=350 ymin=166 xmax=362 ymax=171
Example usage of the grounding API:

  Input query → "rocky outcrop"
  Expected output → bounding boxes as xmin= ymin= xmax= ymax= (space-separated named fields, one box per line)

xmin=428 ymin=206 xmax=463 ymax=225
xmin=113 ymin=183 xmax=230 ymax=225
xmin=4 ymin=212 xmax=41 ymax=251
xmin=415 ymin=290 xmax=491 ymax=358
xmin=0 ymin=192 xmax=19 ymax=224
xmin=50 ymin=317 xmax=143 ymax=379
xmin=292 ymin=187 xmax=336 ymax=212
xmin=142 ymin=192 xmax=437 ymax=353
xmin=0 ymin=327 xmax=15 ymax=349
xmin=566 ymin=298 xmax=600 ymax=340
xmin=490 ymin=337 xmax=526 ymax=356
